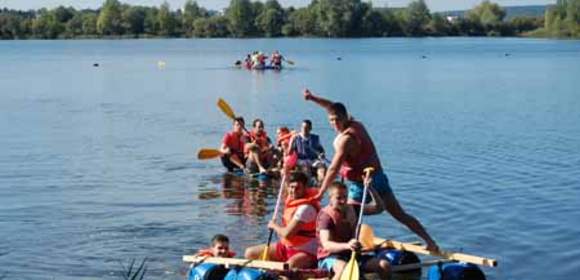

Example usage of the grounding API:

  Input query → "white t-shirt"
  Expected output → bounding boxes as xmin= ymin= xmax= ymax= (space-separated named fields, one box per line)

xmin=288 ymin=204 xmax=318 ymax=255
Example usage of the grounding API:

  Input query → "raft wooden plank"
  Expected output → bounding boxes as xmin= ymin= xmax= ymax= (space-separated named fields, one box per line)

xmin=182 ymin=256 xmax=289 ymax=271
xmin=374 ymin=237 xmax=498 ymax=267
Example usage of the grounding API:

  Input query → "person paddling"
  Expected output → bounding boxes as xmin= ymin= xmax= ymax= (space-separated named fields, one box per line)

xmin=303 ymin=89 xmax=439 ymax=252
xmin=244 ymin=171 xmax=319 ymax=269
xmin=220 ymin=117 xmax=248 ymax=172
xmin=270 ymin=50 xmax=284 ymax=70
xmin=317 ymin=182 xmax=390 ymax=280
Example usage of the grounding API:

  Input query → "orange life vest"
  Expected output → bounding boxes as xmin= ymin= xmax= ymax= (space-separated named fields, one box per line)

xmin=276 ymin=130 xmax=296 ymax=154
xmin=196 ymin=248 xmax=236 ymax=258
xmin=250 ymin=130 xmax=270 ymax=149
xmin=281 ymin=188 xmax=320 ymax=247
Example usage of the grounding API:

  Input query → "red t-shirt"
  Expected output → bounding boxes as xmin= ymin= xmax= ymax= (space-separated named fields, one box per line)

xmin=316 ymin=206 xmax=357 ymax=259
xmin=222 ymin=131 xmax=246 ymax=158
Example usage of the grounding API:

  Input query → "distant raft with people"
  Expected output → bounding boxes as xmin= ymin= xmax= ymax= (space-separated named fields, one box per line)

xmin=235 ymin=50 xmax=294 ymax=71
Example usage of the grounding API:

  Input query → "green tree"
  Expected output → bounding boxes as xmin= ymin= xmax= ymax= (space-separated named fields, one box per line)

xmin=427 ymin=13 xmax=452 ymax=36
xmin=97 ymin=0 xmax=122 ymax=35
xmin=65 ymin=13 xmax=84 ymax=37
xmin=183 ymin=0 xmax=206 ymax=36
xmin=122 ymin=6 xmax=146 ymax=36
xmin=157 ymin=2 xmax=176 ymax=36
xmin=315 ymin=0 xmax=368 ymax=37
xmin=466 ymin=0 xmax=505 ymax=26
xmin=32 ymin=9 xmax=65 ymax=39
xmin=255 ymin=0 xmax=285 ymax=37
xmin=403 ymin=0 xmax=431 ymax=36
xmin=282 ymin=7 xmax=318 ymax=36
xmin=82 ymin=13 xmax=98 ymax=35
xmin=193 ymin=16 xmax=230 ymax=37
xmin=143 ymin=8 xmax=159 ymax=35
xmin=226 ymin=0 xmax=255 ymax=37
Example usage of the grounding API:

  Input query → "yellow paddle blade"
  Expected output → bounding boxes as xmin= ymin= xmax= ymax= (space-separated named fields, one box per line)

xmin=197 ymin=149 xmax=222 ymax=160
xmin=217 ymin=98 xmax=236 ymax=120
xmin=260 ymin=245 xmax=270 ymax=261
xmin=360 ymin=224 xmax=375 ymax=250
xmin=286 ymin=59 xmax=295 ymax=65
xmin=340 ymin=251 xmax=359 ymax=280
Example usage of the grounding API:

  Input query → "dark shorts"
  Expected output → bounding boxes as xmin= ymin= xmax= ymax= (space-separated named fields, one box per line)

xmin=220 ymin=155 xmax=245 ymax=172
xmin=346 ymin=171 xmax=393 ymax=203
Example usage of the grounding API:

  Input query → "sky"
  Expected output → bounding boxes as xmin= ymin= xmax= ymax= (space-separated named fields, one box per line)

xmin=0 ymin=0 xmax=555 ymax=12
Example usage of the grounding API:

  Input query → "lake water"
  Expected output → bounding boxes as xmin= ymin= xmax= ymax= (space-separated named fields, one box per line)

xmin=1 ymin=38 xmax=579 ymax=280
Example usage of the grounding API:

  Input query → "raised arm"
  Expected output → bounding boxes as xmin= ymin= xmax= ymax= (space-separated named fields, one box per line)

xmin=315 ymin=135 xmax=352 ymax=199
xmin=303 ymin=89 xmax=334 ymax=111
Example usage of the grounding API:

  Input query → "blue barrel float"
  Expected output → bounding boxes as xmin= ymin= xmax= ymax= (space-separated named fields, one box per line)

xmin=377 ymin=249 xmax=421 ymax=268
xmin=224 ymin=268 xmax=276 ymax=280
xmin=188 ymin=263 xmax=230 ymax=280
xmin=427 ymin=262 xmax=486 ymax=280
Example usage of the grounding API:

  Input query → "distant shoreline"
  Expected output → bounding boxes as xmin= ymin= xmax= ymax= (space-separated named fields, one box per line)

xmin=1 ymin=0 xmax=577 ymax=40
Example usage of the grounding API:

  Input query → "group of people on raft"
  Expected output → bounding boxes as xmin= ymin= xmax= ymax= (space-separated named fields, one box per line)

xmin=199 ymin=89 xmax=440 ymax=280
xmin=235 ymin=50 xmax=288 ymax=70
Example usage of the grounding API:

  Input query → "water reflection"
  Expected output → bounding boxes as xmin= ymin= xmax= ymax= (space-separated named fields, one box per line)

xmin=198 ymin=173 xmax=281 ymax=218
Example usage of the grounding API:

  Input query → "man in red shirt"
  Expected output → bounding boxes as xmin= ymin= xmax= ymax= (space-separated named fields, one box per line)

xmin=220 ymin=117 xmax=248 ymax=172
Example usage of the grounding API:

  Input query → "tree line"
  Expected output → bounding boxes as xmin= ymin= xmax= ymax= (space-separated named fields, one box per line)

xmin=0 ymin=0 xmax=577 ymax=39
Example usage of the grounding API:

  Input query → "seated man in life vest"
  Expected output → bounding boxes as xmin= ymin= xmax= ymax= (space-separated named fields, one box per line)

xmin=244 ymin=171 xmax=319 ymax=269
xmin=220 ymin=117 xmax=248 ymax=172
xmin=245 ymin=119 xmax=274 ymax=174
xmin=196 ymin=234 xmax=236 ymax=258
xmin=317 ymin=182 xmax=390 ymax=280
xmin=270 ymin=50 xmax=284 ymax=70
xmin=289 ymin=119 xmax=327 ymax=184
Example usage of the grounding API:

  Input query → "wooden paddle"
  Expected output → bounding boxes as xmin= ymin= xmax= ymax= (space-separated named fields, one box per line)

xmin=217 ymin=98 xmax=236 ymax=121
xmin=261 ymin=175 xmax=287 ymax=261
xmin=340 ymin=167 xmax=375 ymax=280
xmin=197 ymin=148 xmax=222 ymax=160
xmin=217 ymin=98 xmax=252 ymax=135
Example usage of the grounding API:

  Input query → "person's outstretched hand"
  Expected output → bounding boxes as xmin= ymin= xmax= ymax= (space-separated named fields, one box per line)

xmin=303 ymin=89 xmax=313 ymax=101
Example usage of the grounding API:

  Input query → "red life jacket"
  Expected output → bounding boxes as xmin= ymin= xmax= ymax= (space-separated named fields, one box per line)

xmin=281 ymin=188 xmax=320 ymax=247
xmin=196 ymin=248 xmax=236 ymax=258
xmin=316 ymin=205 xmax=357 ymax=259
xmin=272 ymin=54 xmax=282 ymax=65
xmin=339 ymin=120 xmax=381 ymax=181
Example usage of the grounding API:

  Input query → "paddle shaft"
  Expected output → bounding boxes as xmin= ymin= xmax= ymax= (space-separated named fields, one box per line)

xmin=263 ymin=176 xmax=286 ymax=259
xmin=355 ymin=169 xmax=374 ymax=240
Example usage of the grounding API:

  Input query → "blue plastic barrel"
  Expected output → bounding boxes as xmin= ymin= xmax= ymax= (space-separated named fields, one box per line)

xmin=376 ymin=249 xmax=420 ymax=266
xmin=188 ymin=263 xmax=229 ymax=280
xmin=224 ymin=268 xmax=275 ymax=280
xmin=427 ymin=262 xmax=486 ymax=280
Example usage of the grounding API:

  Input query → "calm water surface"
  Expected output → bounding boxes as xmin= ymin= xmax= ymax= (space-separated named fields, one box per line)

xmin=1 ymin=38 xmax=579 ymax=279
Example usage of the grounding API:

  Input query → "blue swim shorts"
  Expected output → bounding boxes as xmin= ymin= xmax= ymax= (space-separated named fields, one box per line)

xmin=318 ymin=254 xmax=373 ymax=272
xmin=345 ymin=171 xmax=393 ymax=203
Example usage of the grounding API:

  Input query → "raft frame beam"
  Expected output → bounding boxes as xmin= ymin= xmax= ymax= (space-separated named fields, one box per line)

xmin=374 ymin=237 xmax=498 ymax=267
